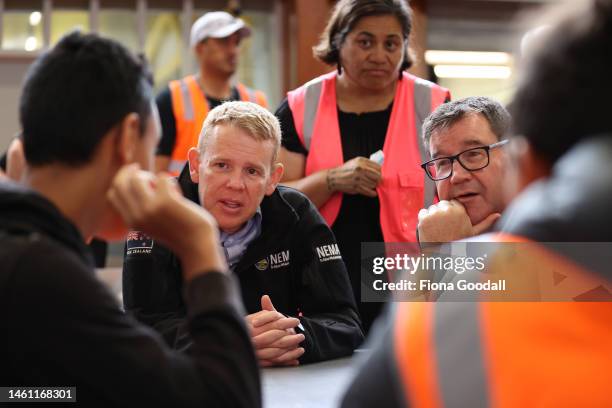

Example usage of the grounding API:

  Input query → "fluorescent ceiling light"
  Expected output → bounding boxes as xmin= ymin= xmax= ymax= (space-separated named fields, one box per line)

xmin=25 ymin=36 xmax=38 ymax=51
xmin=425 ymin=50 xmax=511 ymax=65
xmin=29 ymin=11 xmax=42 ymax=26
xmin=434 ymin=65 xmax=512 ymax=79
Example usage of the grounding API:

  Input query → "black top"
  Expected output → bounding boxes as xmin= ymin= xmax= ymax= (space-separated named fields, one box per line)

xmin=276 ymin=97 xmax=391 ymax=331
xmin=156 ymin=85 xmax=240 ymax=156
xmin=0 ymin=181 xmax=260 ymax=407
xmin=499 ymin=135 xmax=612 ymax=245
xmin=122 ymin=166 xmax=364 ymax=363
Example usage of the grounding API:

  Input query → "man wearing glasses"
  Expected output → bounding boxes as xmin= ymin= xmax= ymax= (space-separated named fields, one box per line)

xmin=417 ymin=96 xmax=510 ymax=242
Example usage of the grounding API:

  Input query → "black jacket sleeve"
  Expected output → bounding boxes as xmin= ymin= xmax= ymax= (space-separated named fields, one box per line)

xmin=8 ymin=238 xmax=260 ymax=407
xmin=122 ymin=239 xmax=194 ymax=351
xmin=291 ymin=196 xmax=365 ymax=363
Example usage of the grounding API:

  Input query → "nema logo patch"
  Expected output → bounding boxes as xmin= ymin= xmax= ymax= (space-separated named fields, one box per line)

xmin=316 ymin=243 xmax=342 ymax=263
xmin=256 ymin=250 xmax=290 ymax=271
xmin=255 ymin=258 xmax=269 ymax=271
xmin=270 ymin=250 xmax=290 ymax=269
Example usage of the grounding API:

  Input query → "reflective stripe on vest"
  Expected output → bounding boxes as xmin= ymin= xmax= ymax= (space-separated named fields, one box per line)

xmin=236 ymin=82 xmax=269 ymax=107
xmin=287 ymin=72 xmax=450 ymax=242
xmin=394 ymin=233 xmax=612 ymax=408
xmin=168 ymin=75 xmax=269 ymax=175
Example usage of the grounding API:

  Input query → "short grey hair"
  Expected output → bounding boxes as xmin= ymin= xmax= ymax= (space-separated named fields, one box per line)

xmin=422 ymin=96 xmax=510 ymax=150
xmin=198 ymin=101 xmax=281 ymax=162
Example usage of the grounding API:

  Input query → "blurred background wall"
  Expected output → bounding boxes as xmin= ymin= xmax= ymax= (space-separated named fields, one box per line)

xmin=0 ymin=0 xmax=558 ymax=152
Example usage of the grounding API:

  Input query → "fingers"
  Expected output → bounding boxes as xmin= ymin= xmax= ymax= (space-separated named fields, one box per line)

xmin=268 ymin=333 xmax=305 ymax=349
xmin=252 ymin=330 xmax=304 ymax=349
xmin=114 ymin=168 xmax=167 ymax=230
xmin=251 ymin=310 xmax=286 ymax=328
xmin=155 ymin=173 xmax=185 ymax=201
xmin=349 ymin=156 xmax=382 ymax=174
xmin=244 ymin=309 xmax=272 ymax=334
xmin=332 ymin=157 xmax=383 ymax=195
xmin=256 ymin=347 xmax=285 ymax=361
xmin=448 ymin=199 xmax=464 ymax=209
xmin=357 ymin=171 xmax=381 ymax=189
xmin=423 ymin=200 xmax=464 ymax=216
xmin=127 ymin=171 xmax=157 ymax=205
xmin=436 ymin=200 xmax=453 ymax=210
xmin=271 ymin=347 xmax=305 ymax=363
xmin=345 ymin=162 xmax=380 ymax=197
xmin=107 ymin=164 xmax=142 ymax=225
xmin=344 ymin=175 xmax=377 ymax=196
xmin=427 ymin=200 xmax=453 ymax=212
xmin=353 ymin=162 xmax=382 ymax=187
xmin=252 ymin=316 xmax=301 ymax=337
xmin=245 ymin=309 xmax=269 ymax=324
xmin=257 ymin=346 xmax=305 ymax=363
xmin=356 ymin=184 xmax=378 ymax=197
xmin=418 ymin=208 xmax=429 ymax=222
xmin=472 ymin=212 xmax=501 ymax=235
xmin=260 ymin=294 xmax=276 ymax=312
xmin=417 ymin=200 xmax=473 ymax=243
xmin=260 ymin=359 xmax=300 ymax=368
xmin=252 ymin=329 xmax=290 ymax=349
xmin=357 ymin=163 xmax=382 ymax=181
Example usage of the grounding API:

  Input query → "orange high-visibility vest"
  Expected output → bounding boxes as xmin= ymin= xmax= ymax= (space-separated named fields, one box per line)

xmin=394 ymin=233 xmax=612 ymax=408
xmin=168 ymin=75 xmax=268 ymax=175
xmin=287 ymin=71 xmax=449 ymax=242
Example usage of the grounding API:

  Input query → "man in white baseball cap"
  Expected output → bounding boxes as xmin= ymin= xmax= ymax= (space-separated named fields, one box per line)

xmin=155 ymin=11 xmax=268 ymax=174
xmin=190 ymin=11 xmax=251 ymax=46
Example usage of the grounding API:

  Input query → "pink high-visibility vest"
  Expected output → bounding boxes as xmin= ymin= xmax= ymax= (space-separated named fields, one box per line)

xmin=287 ymin=71 xmax=449 ymax=242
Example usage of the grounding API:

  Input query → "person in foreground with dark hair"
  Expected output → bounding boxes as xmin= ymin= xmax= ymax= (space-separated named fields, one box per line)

xmin=341 ymin=0 xmax=612 ymax=406
xmin=0 ymin=32 xmax=260 ymax=407
xmin=276 ymin=0 xmax=450 ymax=332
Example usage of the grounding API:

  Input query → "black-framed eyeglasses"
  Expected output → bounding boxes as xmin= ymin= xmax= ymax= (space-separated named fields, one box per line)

xmin=420 ymin=139 xmax=508 ymax=181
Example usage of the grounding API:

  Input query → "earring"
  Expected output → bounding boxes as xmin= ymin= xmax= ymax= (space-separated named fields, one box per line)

xmin=337 ymin=64 xmax=342 ymax=75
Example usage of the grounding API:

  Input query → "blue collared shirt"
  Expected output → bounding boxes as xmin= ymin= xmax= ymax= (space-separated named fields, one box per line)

xmin=219 ymin=207 xmax=262 ymax=271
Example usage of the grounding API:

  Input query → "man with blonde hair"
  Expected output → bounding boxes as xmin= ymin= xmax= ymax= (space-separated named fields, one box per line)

xmin=124 ymin=101 xmax=363 ymax=366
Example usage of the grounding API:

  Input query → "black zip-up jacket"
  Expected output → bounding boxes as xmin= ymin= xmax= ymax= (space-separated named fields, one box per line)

xmin=0 ymin=181 xmax=260 ymax=407
xmin=123 ymin=167 xmax=364 ymax=363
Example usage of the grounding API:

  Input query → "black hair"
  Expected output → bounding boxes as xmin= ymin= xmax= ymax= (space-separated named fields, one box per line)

xmin=19 ymin=31 xmax=154 ymax=167
xmin=509 ymin=0 xmax=612 ymax=163
xmin=313 ymin=0 xmax=413 ymax=71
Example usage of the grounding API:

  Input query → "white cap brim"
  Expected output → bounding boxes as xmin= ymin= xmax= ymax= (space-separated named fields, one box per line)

xmin=191 ymin=20 xmax=251 ymax=47
xmin=208 ymin=21 xmax=251 ymax=39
